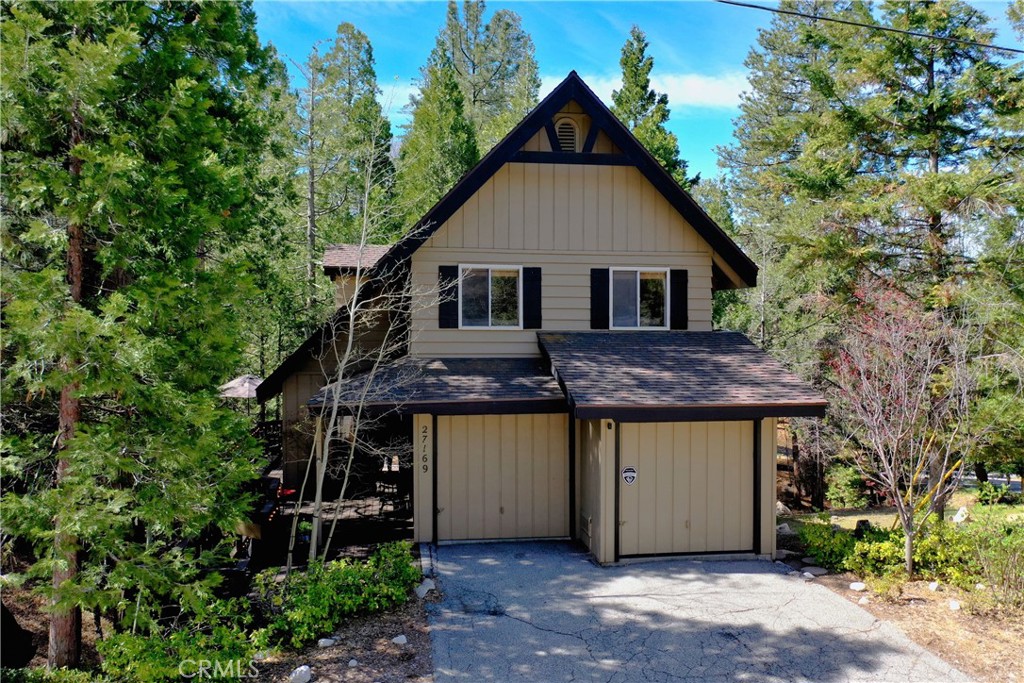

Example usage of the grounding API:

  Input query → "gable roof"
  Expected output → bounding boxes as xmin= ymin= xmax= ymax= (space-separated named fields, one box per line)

xmin=323 ymin=243 xmax=391 ymax=277
xmin=369 ymin=71 xmax=757 ymax=287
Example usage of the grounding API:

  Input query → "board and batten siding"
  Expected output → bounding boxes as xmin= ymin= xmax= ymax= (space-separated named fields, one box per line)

xmin=424 ymin=413 xmax=569 ymax=541
xmin=410 ymin=163 xmax=715 ymax=357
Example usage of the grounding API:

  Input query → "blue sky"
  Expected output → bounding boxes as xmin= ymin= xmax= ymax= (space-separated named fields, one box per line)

xmin=254 ymin=1 xmax=1020 ymax=181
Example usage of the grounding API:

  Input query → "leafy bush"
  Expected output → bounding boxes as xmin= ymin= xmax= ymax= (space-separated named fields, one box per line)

xmin=96 ymin=598 xmax=254 ymax=682
xmin=252 ymin=541 xmax=420 ymax=649
xmin=0 ymin=669 xmax=107 ymax=683
xmin=798 ymin=516 xmax=856 ymax=570
xmin=976 ymin=481 xmax=1022 ymax=505
xmin=825 ymin=465 xmax=868 ymax=509
xmin=970 ymin=517 xmax=1024 ymax=611
xmin=845 ymin=526 xmax=905 ymax=577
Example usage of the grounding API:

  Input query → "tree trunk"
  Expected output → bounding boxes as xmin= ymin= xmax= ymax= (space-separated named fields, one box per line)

xmin=305 ymin=70 xmax=317 ymax=312
xmin=50 ymin=101 xmax=85 ymax=669
xmin=904 ymin=531 xmax=914 ymax=576
xmin=973 ymin=461 xmax=988 ymax=483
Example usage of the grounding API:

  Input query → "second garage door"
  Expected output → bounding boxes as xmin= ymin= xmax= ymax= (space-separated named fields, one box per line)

xmin=618 ymin=421 xmax=755 ymax=556
xmin=436 ymin=413 xmax=569 ymax=540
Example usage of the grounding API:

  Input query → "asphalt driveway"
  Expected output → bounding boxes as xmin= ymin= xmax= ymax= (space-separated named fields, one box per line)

xmin=426 ymin=541 xmax=970 ymax=682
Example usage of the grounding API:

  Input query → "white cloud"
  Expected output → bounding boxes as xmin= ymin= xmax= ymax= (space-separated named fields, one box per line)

xmin=540 ymin=71 xmax=748 ymax=110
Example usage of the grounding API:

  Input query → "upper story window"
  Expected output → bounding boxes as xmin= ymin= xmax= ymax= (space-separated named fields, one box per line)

xmin=460 ymin=265 xmax=522 ymax=329
xmin=555 ymin=118 xmax=579 ymax=152
xmin=610 ymin=268 xmax=668 ymax=329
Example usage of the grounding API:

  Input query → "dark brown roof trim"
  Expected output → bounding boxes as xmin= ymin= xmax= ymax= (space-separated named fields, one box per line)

xmin=370 ymin=71 xmax=757 ymax=288
xmin=573 ymin=403 xmax=827 ymax=422
xmin=396 ymin=398 xmax=567 ymax=416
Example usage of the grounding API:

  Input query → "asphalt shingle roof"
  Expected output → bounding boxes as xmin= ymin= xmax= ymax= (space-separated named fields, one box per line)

xmin=322 ymin=244 xmax=391 ymax=272
xmin=308 ymin=356 xmax=564 ymax=412
xmin=538 ymin=331 xmax=826 ymax=418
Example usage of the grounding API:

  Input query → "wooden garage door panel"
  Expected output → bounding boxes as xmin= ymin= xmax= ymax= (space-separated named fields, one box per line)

xmin=619 ymin=421 xmax=754 ymax=556
xmin=437 ymin=414 xmax=568 ymax=541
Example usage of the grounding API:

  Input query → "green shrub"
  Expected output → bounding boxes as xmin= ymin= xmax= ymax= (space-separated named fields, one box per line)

xmin=912 ymin=521 xmax=978 ymax=588
xmin=0 ymin=669 xmax=107 ymax=683
xmin=96 ymin=598 xmax=254 ymax=682
xmin=844 ymin=527 xmax=905 ymax=577
xmin=252 ymin=541 xmax=420 ymax=649
xmin=970 ymin=517 xmax=1024 ymax=611
xmin=977 ymin=481 xmax=1022 ymax=505
xmin=825 ymin=465 xmax=868 ymax=509
xmin=798 ymin=516 xmax=855 ymax=570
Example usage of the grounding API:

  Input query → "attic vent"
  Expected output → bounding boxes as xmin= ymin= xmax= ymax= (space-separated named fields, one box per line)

xmin=556 ymin=119 xmax=578 ymax=152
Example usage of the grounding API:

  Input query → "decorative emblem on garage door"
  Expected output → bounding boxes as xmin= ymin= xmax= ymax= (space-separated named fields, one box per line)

xmin=621 ymin=466 xmax=637 ymax=485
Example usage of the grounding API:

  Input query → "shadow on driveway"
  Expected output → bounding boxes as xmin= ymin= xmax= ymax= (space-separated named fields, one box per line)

xmin=426 ymin=541 xmax=969 ymax=682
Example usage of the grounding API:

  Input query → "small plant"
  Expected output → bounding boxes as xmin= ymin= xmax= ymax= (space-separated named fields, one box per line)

xmin=798 ymin=515 xmax=855 ymax=570
xmin=252 ymin=541 xmax=420 ymax=649
xmin=970 ymin=517 xmax=1024 ymax=611
xmin=825 ymin=465 xmax=868 ymax=509
xmin=976 ymin=481 xmax=1022 ymax=505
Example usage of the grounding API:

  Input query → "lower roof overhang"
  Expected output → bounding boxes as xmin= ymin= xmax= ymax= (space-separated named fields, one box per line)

xmin=540 ymin=330 xmax=828 ymax=423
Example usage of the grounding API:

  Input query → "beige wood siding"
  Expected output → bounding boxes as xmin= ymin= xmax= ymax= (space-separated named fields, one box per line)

xmin=578 ymin=418 xmax=616 ymax=563
xmin=761 ymin=418 xmax=778 ymax=557
xmin=618 ymin=421 xmax=756 ymax=556
xmin=412 ymin=414 xmax=434 ymax=543
xmin=411 ymin=163 xmax=714 ymax=357
xmin=434 ymin=414 xmax=568 ymax=540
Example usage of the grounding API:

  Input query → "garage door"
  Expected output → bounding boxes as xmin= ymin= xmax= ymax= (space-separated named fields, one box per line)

xmin=436 ymin=414 xmax=568 ymax=540
xmin=618 ymin=421 xmax=754 ymax=556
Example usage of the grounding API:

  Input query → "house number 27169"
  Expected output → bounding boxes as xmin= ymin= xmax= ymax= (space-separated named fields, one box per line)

xmin=420 ymin=424 xmax=430 ymax=473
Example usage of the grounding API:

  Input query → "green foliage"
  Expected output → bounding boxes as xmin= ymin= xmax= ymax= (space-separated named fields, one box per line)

xmin=825 ymin=465 xmax=867 ymax=509
xmin=977 ymin=482 xmax=1022 ymax=506
xmin=611 ymin=25 xmax=695 ymax=189
xmin=970 ymin=516 xmax=1024 ymax=611
xmin=397 ymin=46 xmax=479 ymax=225
xmin=252 ymin=541 xmax=420 ymax=649
xmin=1 ymin=0 xmax=275 ymax=646
xmin=798 ymin=516 xmax=855 ymax=570
xmin=96 ymin=599 xmax=254 ymax=682
xmin=0 ymin=669 xmax=107 ymax=683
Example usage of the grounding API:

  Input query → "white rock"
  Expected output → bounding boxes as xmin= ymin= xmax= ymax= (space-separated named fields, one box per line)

xmin=392 ymin=634 xmax=408 ymax=645
xmin=975 ymin=583 xmax=986 ymax=591
xmin=850 ymin=582 xmax=867 ymax=592
xmin=415 ymin=578 xmax=436 ymax=599
xmin=776 ymin=523 xmax=794 ymax=536
xmin=317 ymin=637 xmax=336 ymax=648
xmin=804 ymin=566 xmax=828 ymax=576
xmin=949 ymin=600 xmax=961 ymax=612
xmin=348 ymin=659 xmax=359 ymax=668
xmin=253 ymin=652 xmax=267 ymax=662
xmin=802 ymin=572 xmax=816 ymax=580
xmin=289 ymin=666 xmax=312 ymax=683
xmin=928 ymin=581 xmax=940 ymax=592
xmin=776 ymin=501 xmax=792 ymax=515
xmin=858 ymin=597 xmax=870 ymax=605
xmin=951 ymin=506 xmax=970 ymax=524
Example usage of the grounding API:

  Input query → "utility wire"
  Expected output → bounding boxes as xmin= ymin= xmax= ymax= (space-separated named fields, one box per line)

xmin=714 ymin=0 xmax=1024 ymax=55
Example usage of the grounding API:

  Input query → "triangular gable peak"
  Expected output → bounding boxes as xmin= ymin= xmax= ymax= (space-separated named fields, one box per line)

xmin=518 ymin=100 xmax=623 ymax=156
xmin=374 ymin=71 xmax=756 ymax=288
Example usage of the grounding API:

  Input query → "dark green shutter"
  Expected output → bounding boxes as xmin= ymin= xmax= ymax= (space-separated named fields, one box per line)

xmin=523 ymin=267 xmax=542 ymax=329
xmin=670 ymin=269 xmax=688 ymax=330
xmin=438 ymin=265 xmax=459 ymax=328
xmin=590 ymin=268 xmax=609 ymax=329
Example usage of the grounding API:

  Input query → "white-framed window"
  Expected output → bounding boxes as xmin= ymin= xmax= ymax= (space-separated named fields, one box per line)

xmin=459 ymin=265 xmax=523 ymax=329
xmin=610 ymin=268 xmax=669 ymax=329
xmin=555 ymin=117 xmax=579 ymax=152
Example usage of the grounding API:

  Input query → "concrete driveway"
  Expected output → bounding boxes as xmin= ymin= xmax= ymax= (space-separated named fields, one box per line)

xmin=426 ymin=541 xmax=970 ymax=682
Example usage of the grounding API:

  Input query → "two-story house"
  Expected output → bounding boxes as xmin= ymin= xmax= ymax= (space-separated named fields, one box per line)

xmin=257 ymin=72 xmax=825 ymax=564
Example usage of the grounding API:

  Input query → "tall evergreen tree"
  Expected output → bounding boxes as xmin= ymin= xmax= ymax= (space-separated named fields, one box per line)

xmin=291 ymin=23 xmax=394 ymax=312
xmin=397 ymin=46 xmax=479 ymax=225
xmin=1 ymin=1 xmax=278 ymax=666
xmin=612 ymin=26 xmax=697 ymax=189
xmin=441 ymin=0 xmax=540 ymax=151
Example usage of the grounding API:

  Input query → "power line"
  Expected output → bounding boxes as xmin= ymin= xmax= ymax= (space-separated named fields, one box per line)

xmin=714 ymin=0 xmax=1024 ymax=55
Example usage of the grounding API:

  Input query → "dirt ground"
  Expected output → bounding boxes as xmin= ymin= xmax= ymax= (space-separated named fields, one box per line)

xmin=812 ymin=571 xmax=1024 ymax=683
xmin=254 ymin=594 xmax=435 ymax=683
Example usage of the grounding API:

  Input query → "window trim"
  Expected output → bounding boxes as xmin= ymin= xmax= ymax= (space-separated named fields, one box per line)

xmin=608 ymin=267 xmax=671 ymax=330
xmin=458 ymin=264 xmax=524 ymax=330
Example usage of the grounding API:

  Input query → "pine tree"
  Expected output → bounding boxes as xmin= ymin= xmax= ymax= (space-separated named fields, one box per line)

xmin=1 ymin=1 xmax=278 ymax=666
xmin=397 ymin=45 xmax=479 ymax=225
xmin=441 ymin=0 xmax=540 ymax=151
xmin=612 ymin=26 xmax=697 ymax=189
